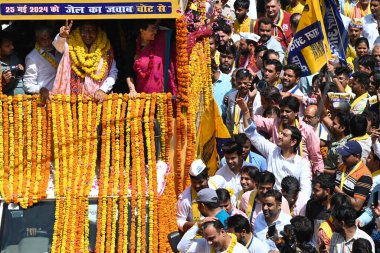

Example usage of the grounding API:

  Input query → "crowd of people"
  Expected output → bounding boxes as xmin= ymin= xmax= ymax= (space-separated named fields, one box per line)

xmin=177 ymin=0 xmax=380 ymax=252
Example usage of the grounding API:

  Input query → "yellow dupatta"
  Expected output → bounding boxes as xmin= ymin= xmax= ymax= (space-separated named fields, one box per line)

xmin=350 ymin=92 xmax=368 ymax=110
xmin=246 ymin=190 xmax=258 ymax=222
xmin=350 ymin=133 xmax=370 ymax=141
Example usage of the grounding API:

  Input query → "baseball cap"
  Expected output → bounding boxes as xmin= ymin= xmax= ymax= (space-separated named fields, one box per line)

xmin=196 ymin=188 xmax=219 ymax=203
xmin=189 ymin=159 xmax=207 ymax=177
xmin=337 ymin=140 xmax=362 ymax=157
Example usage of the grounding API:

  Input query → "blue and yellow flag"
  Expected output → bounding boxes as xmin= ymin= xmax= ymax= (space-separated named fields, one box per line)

xmin=288 ymin=0 xmax=332 ymax=76
xmin=322 ymin=0 xmax=348 ymax=64
xmin=196 ymin=99 xmax=231 ymax=175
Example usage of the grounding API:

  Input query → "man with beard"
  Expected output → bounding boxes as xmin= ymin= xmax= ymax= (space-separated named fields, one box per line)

xmin=216 ymin=141 xmax=252 ymax=205
xmin=219 ymin=44 xmax=237 ymax=76
xmin=227 ymin=215 xmax=270 ymax=252
xmin=257 ymin=17 xmax=284 ymax=62
xmin=253 ymin=189 xmax=292 ymax=250
xmin=238 ymin=97 xmax=313 ymax=197
xmin=239 ymin=171 xmax=291 ymax=224
xmin=256 ymin=59 xmax=282 ymax=91
xmin=176 ymin=159 xmax=226 ymax=233
xmin=226 ymin=68 xmax=254 ymax=135
xmin=254 ymin=0 xmax=292 ymax=48
xmin=323 ymin=110 xmax=351 ymax=174
xmin=305 ymin=174 xmax=335 ymax=246
xmin=330 ymin=205 xmax=375 ymax=253
xmin=236 ymin=33 xmax=260 ymax=73
xmin=233 ymin=0 xmax=255 ymax=33
xmin=278 ymin=64 xmax=303 ymax=97
xmin=177 ymin=218 xmax=249 ymax=253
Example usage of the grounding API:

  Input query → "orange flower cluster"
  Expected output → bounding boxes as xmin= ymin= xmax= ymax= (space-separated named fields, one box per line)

xmin=176 ymin=16 xmax=190 ymax=108
xmin=50 ymin=95 xmax=101 ymax=253
xmin=0 ymin=95 xmax=50 ymax=208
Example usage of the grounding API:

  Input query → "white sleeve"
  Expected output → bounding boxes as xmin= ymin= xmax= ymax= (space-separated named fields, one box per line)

xmin=299 ymin=159 xmax=312 ymax=198
xmin=176 ymin=197 xmax=191 ymax=231
xmin=177 ymin=225 xmax=208 ymax=253
xmin=52 ymin=34 xmax=67 ymax=54
xmin=244 ymin=122 xmax=276 ymax=158
xmin=23 ymin=54 xmax=40 ymax=94
xmin=99 ymin=59 xmax=118 ymax=93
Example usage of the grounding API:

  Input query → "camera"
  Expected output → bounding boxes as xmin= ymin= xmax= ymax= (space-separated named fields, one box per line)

xmin=9 ymin=65 xmax=23 ymax=78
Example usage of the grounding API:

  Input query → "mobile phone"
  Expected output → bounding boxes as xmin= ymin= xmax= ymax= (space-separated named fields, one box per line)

xmin=373 ymin=191 xmax=379 ymax=208
xmin=267 ymin=224 xmax=277 ymax=238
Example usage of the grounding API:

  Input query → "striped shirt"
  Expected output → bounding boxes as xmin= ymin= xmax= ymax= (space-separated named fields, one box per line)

xmin=335 ymin=162 xmax=372 ymax=200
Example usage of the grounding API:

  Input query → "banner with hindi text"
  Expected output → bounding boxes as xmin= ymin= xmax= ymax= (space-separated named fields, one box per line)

xmin=0 ymin=0 xmax=180 ymax=20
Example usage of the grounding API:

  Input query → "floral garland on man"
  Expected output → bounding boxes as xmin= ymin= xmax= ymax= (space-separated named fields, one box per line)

xmin=50 ymin=20 xmax=118 ymax=102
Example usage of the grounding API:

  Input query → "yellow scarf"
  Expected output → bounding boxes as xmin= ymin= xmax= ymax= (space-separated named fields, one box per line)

xmin=246 ymin=190 xmax=258 ymax=222
xmin=191 ymin=188 xmax=201 ymax=222
xmin=211 ymin=233 xmax=238 ymax=253
xmin=351 ymin=133 xmax=370 ymax=141
xmin=340 ymin=160 xmax=363 ymax=190
xmin=279 ymin=119 xmax=304 ymax=157
xmin=350 ymin=92 xmax=368 ymax=110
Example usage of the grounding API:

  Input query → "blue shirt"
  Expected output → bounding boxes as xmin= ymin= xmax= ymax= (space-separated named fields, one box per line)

xmin=220 ymin=151 xmax=267 ymax=172
xmin=215 ymin=208 xmax=230 ymax=229
xmin=213 ymin=72 xmax=232 ymax=120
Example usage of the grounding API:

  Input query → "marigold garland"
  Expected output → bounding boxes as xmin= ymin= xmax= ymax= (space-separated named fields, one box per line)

xmin=176 ymin=16 xmax=190 ymax=108
xmin=68 ymin=27 xmax=111 ymax=81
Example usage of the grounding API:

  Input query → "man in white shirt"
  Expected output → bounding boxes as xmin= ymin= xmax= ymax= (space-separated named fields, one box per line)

xmin=330 ymin=205 xmax=375 ymax=253
xmin=254 ymin=189 xmax=292 ymax=250
xmin=177 ymin=218 xmax=249 ymax=253
xmin=278 ymin=64 xmax=304 ymax=98
xmin=237 ymin=98 xmax=312 ymax=197
xmin=362 ymin=0 xmax=380 ymax=49
xmin=227 ymin=214 xmax=270 ymax=253
xmin=216 ymin=141 xmax=252 ymax=205
xmin=24 ymin=26 xmax=62 ymax=102
xmin=176 ymin=159 xmax=226 ymax=232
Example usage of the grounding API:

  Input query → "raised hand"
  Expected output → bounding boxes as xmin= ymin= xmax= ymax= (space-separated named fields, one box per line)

xmin=59 ymin=20 xmax=73 ymax=38
xmin=236 ymin=97 xmax=249 ymax=112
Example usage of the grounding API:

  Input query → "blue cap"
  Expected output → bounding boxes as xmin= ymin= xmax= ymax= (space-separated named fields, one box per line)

xmin=337 ymin=141 xmax=362 ymax=157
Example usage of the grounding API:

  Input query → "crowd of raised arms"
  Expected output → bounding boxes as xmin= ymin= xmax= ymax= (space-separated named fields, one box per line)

xmin=2 ymin=0 xmax=380 ymax=252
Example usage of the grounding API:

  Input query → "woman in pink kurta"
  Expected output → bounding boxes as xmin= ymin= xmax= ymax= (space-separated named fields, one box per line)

xmin=127 ymin=20 xmax=177 ymax=97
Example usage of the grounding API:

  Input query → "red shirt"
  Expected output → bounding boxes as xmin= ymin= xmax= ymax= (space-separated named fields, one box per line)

xmin=255 ymin=10 xmax=293 ymax=49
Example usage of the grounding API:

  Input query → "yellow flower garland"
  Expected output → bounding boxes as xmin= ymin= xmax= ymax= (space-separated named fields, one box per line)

xmin=68 ymin=27 xmax=110 ymax=81
xmin=35 ymin=43 xmax=59 ymax=69
xmin=226 ymin=233 xmax=238 ymax=253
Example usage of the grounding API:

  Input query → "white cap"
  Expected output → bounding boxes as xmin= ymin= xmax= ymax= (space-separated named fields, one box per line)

xmin=240 ymin=32 xmax=260 ymax=42
xmin=189 ymin=159 xmax=207 ymax=177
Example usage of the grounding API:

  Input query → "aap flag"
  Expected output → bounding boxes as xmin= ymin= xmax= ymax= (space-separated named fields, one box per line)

xmin=288 ymin=0 xmax=332 ymax=77
xmin=322 ymin=0 xmax=348 ymax=64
